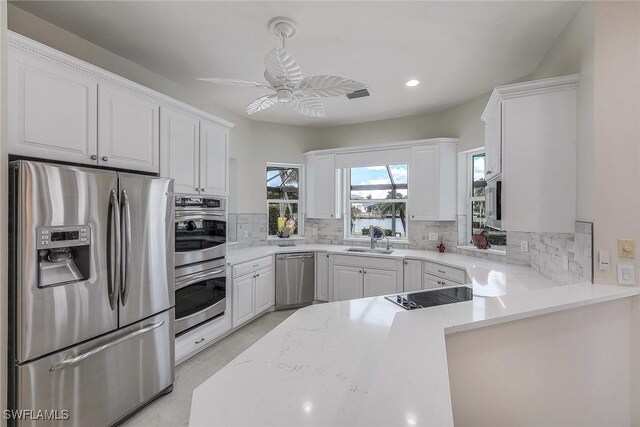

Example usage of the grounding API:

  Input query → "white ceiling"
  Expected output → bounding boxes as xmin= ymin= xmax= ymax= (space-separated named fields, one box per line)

xmin=11 ymin=1 xmax=581 ymax=127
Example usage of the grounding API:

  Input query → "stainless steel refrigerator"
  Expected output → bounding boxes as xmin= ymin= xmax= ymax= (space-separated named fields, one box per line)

xmin=8 ymin=160 xmax=175 ymax=426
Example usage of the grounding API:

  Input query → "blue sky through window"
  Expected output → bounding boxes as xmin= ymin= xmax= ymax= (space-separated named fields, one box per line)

xmin=350 ymin=165 xmax=408 ymax=199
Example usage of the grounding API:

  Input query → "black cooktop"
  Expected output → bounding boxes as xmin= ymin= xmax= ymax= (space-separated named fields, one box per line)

xmin=386 ymin=286 xmax=473 ymax=310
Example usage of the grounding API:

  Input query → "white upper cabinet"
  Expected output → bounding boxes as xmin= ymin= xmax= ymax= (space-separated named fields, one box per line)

xmin=199 ymin=120 xmax=229 ymax=196
xmin=409 ymin=142 xmax=457 ymax=221
xmin=160 ymin=107 xmax=200 ymax=194
xmin=483 ymin=102 xmax=502 ymax=180
xmin=482 ymin=74 xmax=578 ymax=233
xmin=7 ymin=32 xmax=234 ymax=175
xmin=160 ymin=109 xmax=229 ymax=197
xmin=98 ymin=85 xmax=160 ymax=172
xmin=306 ymin=154 xmax=338 ymax=219
xmin=8 ymin=50 xmax=98 ymax=165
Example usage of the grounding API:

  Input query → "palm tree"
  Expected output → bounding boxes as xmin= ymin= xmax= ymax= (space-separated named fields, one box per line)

xmin=379 ymin=191 xmax=406 ymax=236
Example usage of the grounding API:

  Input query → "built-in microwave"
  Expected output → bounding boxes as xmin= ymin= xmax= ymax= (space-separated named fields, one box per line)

xmin=486 ymin=179 xmax=502 ymax=230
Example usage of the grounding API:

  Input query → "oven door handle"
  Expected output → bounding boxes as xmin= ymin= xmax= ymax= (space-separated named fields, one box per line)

xmin=175 ymin=212 xmax=225 ymax=220
xmin=175 ymin=268 xmax=226 ymax=291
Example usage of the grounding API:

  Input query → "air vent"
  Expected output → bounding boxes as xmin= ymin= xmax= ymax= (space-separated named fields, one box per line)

xmin=346 ymin=89 xmax=370 ymax=99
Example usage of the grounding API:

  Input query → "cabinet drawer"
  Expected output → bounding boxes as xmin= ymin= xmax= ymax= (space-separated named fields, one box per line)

xmin=423 ymin=261 xmax=466 ymax=283
xmin=423 ymin=272 xmax=459 ymax=289
xmin=333 ymin=254 xmax=396 ymax=271
xmin=233 ymin=256 xmax=273 ymax=278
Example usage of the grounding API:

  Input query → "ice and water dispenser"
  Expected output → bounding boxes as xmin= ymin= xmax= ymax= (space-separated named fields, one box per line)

xmin=36 ymin=225 xmax=91 ymax=287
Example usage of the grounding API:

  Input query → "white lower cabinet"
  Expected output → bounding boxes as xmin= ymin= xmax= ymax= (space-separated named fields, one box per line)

xmin=232 ymin=274 xmax=255 ymax=327
xmin=423 ymin=272 xmax=463 ymax=289
xmin=333 ymin=265 xmax=363 ymax=301
xmin=232 ymin=258 xmax=275 ymax=328
xmin=363 ymin=268 xmax=397 ymax=297
xmin=315 ymin=252 xmax=331 ymax=302
xmin=254 ymin=267 xmax=276 ymax=314
xmin=403 ymin=259 xmax=423 ymax=292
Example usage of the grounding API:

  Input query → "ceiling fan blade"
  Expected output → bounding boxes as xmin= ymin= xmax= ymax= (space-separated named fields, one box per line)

xmin=198 ymin=77 xmax=271 ymax=89
xmin=264 ymin=70 xmax=282 ymax=88
xmin=298 ymin=75 xmax=367 ymax=97
xmin=265 ymin=46 xmax=303 ymax=88
xmin=246 ymin=95 xmax=279 ymax=115
xmin=291 ymin=97 xmax=325 ymax=118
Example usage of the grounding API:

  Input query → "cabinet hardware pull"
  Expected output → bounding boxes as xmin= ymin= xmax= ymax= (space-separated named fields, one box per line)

xmin=486 ymin=170 xmax=493 ymax=175
xmin=438 ymin=269 xmax=446 ymax=274
xmin=102 ymin=156 xmax=109 ymax=161
xmin=90 ymin=154 xmax=98 ymax=160
xmin=195 ymin=338 xmax=205 ymax=344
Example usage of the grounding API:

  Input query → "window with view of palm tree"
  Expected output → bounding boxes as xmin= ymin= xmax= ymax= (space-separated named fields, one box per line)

xmin=347 ymin=164 xmax=408 ymax=239
xmin=267 ymin=164 xmax=302 ymax=237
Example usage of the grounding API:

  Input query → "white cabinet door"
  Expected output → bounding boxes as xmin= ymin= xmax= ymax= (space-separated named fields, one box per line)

xmin=160 ymin=107 xmax=200 ymax=195
xmin=403 ymin=259 xmax=423 ymax=292
xmin=315 ymin=252 xmax=330 ymax=301
xmin=306 ymin=154 xmax=338 ymax=219
xmin=199 ymin=120 xmax=229 ymax=196
xmin=232 ymin=274 xmax=255 ymax=328
xmin=484 ymin=103 xmax=502 ymax=179
xmin=409 ymin=146 xmax=439 ymax=220
xmin=98 ymin=85 xmax=159 ymax=172
xmin=363 ymin=268 xmax=397 ymax=297
xmin=8 ymin=51 xmax=98 ymax=165
xmin=333 ymin=265 xmax=363 ymax=301
xmin=254 ymin=267 xmax=275 ymax=314
xmin=423 ymin=273 xmax=442 ymax=290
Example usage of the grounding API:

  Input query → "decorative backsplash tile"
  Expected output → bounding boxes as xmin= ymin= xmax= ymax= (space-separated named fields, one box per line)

xmin=227 ymin=214 xmax=594 ymax=284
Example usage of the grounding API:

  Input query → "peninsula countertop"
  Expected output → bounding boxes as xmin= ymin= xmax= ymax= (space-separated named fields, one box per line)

xmin=190 ymin=257 xmax=639 ymax=426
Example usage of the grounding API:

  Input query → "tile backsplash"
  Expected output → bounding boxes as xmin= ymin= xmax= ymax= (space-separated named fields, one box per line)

xmin=228 ymin=214 xmax=593 ymax=283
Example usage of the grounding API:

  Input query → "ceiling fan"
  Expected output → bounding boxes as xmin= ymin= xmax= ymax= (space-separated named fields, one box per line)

xmin=198 ymin=17 xmax=367 ymax=118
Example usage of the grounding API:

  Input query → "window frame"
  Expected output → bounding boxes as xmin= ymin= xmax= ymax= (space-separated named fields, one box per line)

xmin=468 ymin=151 xmax=487 ymax=241
xmin=266 ymin=162 xmax=304 ymax=238
xmin=343 ymin=164 xmax=409 ymax=242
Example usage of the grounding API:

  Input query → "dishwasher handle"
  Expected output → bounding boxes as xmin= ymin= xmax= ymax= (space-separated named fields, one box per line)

xmin=278 ymin=254 xmax=314 ymax=260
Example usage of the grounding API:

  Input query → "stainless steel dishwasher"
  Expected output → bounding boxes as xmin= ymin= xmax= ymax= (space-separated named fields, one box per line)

xmin=275 ymin=252 xmax=315 ymax=309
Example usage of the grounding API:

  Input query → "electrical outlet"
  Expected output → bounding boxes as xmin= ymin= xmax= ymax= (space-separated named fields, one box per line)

xmin=428 ymin=233 xmax=438 ymax=241
xmin=244 ymin=231 xmax=249 ymax=239
xmin=562 ymin=254 xmax=569 ymax=271
xmin=520 ymin=241 xmax=529 ymax=252
xmin=312 ymin=228 xmax=318 ymax=236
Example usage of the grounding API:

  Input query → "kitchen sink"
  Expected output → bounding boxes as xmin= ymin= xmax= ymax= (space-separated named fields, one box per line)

xmin=345 ymin=247 xmax=394 ymax=255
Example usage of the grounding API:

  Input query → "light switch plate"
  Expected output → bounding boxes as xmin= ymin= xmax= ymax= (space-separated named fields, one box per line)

xmin=428 ymin=233 xmax=438 ymax=241
xmin=618 ymin=239 xmax=635 ymax=258
xmin=520 ymin=241 xmax=529 ymax=252
xmin=617 ymin=264 xmax=636 ymax=285
xmin=599 ymin=251 xmax=610 ymax=271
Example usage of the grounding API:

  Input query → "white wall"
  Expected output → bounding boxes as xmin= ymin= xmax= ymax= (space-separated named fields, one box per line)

xmin=446 ymin=297 xmax=640 ymax=426
xmin=592 ymin=1 xmax=640 ymax=284
xmin=6 ymin=5 xmax=320 ymax=215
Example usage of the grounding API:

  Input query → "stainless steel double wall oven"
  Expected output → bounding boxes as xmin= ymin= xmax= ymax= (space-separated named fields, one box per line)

xmin=174 ymin=196 xmax=227 ymax=335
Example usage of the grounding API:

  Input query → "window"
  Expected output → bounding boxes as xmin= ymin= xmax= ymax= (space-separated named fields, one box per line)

xmin=346 ymin=164 xmax=408 ymax=239
xmin=267 ymin=163 xmax=302 ymax=237
xmin=468 ymin=152 xmax=506 ymax=248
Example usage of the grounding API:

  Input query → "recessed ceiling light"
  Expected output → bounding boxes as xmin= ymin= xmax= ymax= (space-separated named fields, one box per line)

xmin=405 ymin=79 xmax=420 ymax=87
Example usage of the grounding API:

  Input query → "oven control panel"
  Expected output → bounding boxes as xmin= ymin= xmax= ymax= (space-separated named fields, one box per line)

xmin=175 ymin=195 xmax=225 ymax=210
xmin=36 ymin=225 xmax=91 ymax=249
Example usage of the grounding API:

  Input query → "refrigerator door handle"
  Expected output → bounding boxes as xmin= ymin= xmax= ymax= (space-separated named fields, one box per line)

xmin=48 ymin=321 xmax=165 ymax=372
xmin=107 ymin=189 xmax=121 ymax=311
xmin=120 ymin=188 xmax=132 ymax=306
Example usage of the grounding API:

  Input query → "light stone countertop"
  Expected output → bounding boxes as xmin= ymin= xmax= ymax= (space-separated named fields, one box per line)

xmin=227 ymin=243 xmax=566 ymax=296
xmin=189 ymin=282 xmax=640 ymax=426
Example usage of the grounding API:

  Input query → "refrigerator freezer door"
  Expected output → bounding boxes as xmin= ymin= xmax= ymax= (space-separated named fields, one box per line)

xmin=12 ymin=161 xmax=119 ymax=363
xmin=117 ymin=173 xmax=174 ymax=327
xmin=15 ymin=308 xmax=174 ymax=427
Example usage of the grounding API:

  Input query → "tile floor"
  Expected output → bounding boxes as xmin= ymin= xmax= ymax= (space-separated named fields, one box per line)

xmin=122 ymin=309 xmax=297 ymax=427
